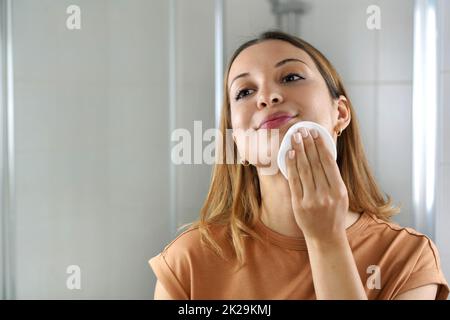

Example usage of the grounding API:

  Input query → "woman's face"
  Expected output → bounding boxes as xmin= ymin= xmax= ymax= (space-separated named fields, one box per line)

xmin=228 ymin=39 xmax=347 ymax=172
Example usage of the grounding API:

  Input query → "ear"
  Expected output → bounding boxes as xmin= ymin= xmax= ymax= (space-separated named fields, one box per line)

xmin=335 ymin=95 xmax=351 ymax=133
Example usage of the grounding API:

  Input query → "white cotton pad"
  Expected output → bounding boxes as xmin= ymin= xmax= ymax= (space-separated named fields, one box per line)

xmin=277 ymin=121 xmax=337 ymax=180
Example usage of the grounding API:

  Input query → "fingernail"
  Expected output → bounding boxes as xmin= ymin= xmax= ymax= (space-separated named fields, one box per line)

xmin=288 ymin=149 xmax=295 ymax=159
xmin=300 ymin=128 xmax=308 ymax=138
xmin=294 ymin=132 xmax=302 ymax=143
xmin=310 ymin=128 xmax=318 ymax=139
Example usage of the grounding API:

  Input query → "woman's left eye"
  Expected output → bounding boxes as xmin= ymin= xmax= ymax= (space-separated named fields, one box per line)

xmin=282 ymin=73 xmax=304 ymax=83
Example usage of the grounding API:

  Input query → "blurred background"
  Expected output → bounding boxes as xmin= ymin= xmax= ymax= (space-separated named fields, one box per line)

xmin=0 ymin=0 xmax=449 ymax=299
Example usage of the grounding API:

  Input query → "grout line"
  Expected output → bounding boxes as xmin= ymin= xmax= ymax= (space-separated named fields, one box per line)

xmin=169 ymin=0 xmax=177 ymax=238
xmin=374 ymin=22 xmax=380 ymax=181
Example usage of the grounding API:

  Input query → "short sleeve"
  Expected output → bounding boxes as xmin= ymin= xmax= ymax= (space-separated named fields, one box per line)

xmin=395 ymin=237 xmax=449 ymax=300
xmin=148 ymin=228 xmax=202 ymax=300
xmin=149 ymin=252 xmax=189 ymax=300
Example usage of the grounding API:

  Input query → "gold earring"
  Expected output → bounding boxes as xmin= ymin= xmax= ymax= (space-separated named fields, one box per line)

xmin=336 ymin=128 xmax=342 ymax=137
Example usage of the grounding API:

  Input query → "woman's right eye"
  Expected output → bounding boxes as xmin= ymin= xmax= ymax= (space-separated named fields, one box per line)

xmin=235 ymin=89 xmax=254 ymax=101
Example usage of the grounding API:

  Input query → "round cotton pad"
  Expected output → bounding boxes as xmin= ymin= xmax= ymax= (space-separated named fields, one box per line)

xmin=277 ymin=121 xmax=337 ymax=180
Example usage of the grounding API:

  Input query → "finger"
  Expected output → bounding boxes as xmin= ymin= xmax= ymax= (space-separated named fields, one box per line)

xmin=285 ymin=148 xmax=303 ymax=201
xmin=304 ymin=128 xmax=330 ymax=194
xmin=311 ymin=128 xmax=345 ymax=197
xmin=291 ymin=129 xmax=315 ymax=199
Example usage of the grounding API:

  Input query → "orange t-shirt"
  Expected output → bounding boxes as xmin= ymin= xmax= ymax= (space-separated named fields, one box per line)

xmin=148 ymin=211 xmax=449 ymax=299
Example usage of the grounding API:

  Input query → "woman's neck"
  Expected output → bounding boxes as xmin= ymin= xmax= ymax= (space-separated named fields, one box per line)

xmin=257 ymin=168 xmax=361 ymax=238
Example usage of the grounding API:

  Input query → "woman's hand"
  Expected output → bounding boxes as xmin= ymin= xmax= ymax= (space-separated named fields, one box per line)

xmin=285 ymin=127 xmax=349 ymax=244
xmin=285 ymin=128 xmax=368 ymax=299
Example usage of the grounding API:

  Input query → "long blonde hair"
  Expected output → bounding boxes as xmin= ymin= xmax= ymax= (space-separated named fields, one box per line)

xmin=187 ymin=30 xmax=400 ymax=268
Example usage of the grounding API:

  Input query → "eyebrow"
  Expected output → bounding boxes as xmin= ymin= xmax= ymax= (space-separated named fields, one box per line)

xmin=228 ymin=58 xmax=308 ymax=90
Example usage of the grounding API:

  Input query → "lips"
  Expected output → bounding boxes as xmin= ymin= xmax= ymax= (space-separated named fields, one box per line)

xmin=259 ymin=112 xmax=297 ymax=130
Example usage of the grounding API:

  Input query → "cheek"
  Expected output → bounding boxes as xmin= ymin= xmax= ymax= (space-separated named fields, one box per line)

xmin=230 ymin=105 xmax=253 ymax=130
xmin=291 ymin=89 xmax=335 ymax=128
xmin=291 ymin=82 xmax=329 ymax=109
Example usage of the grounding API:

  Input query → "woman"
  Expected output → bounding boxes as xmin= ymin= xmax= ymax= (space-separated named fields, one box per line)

xmin=149 ymin=30 xmax=449 ymax=300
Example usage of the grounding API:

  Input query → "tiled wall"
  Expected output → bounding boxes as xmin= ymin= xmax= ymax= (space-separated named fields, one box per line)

xmin=9 ymin=0 xmax=449 ymax=299
xmin=172 ymin=0 xmax=216 ymax=230
xmin=436 ymin=0 xmax=450 ymax=295
xmin=12 ymin=0 xmax=218 ymax=299
xmin=13 ymin=0 xmax=169 ymax=298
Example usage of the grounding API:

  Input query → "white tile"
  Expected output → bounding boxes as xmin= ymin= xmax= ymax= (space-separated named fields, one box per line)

xmin=345 ymin=84 xmax=378 ymax=169
xmin=172 ymin=80 xmax=216 ymax=225
xmin=107 ymin=83 xmax=170 ymax=202
xmin=12 ymin=0 xmax=176 ymax=299
xmin=378 ymin=0 xmax=414 ymax=82
xmin=225 ymin=0 xmax=276 ymax=61
xmin=377 ymin=84 xmax=413 ymax=227
xmin=15 ymin=80 xmax=118 ymax=153
xmin=441 ymin=73 xmax=450 ymax=165
xmin=178 ymin=81 xmax=215 ymax=128
xmin=13 ymin=0 xmax=110 ymax=84
xmin=438 ymin=0 xmax=450 ymax=72
xmin=177 ymin=163 xmax=213 ymax=226
xmin=299 ymin=0 xmax=378 ymax=83
xmin=177 ymin=0 xmax=215 ymax=85
xmin=436 ymin=163 xmax=450 ymax=284
xmin=108 ymin=0 xmax=170 ymax=85
xmin=15 ymin=147 xmax=113 ymax=298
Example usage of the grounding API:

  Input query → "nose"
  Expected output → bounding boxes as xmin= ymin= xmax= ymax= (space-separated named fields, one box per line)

xmin=257 ymin=91 xmax=283 ymax=109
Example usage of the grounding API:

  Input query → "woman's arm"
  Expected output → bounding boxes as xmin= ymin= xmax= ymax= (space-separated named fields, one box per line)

xmin=154 ymin=280 xmax=174 ymax=300
xmin=285 ymin=128 xmax=440 ymax=300
xmin=306 ymin=234 xmax=368 ymax=299
xmin=286 ymin=128 xmax=367 ymax=299
xmin=394 ymin=284 xmax=438 ymax=300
